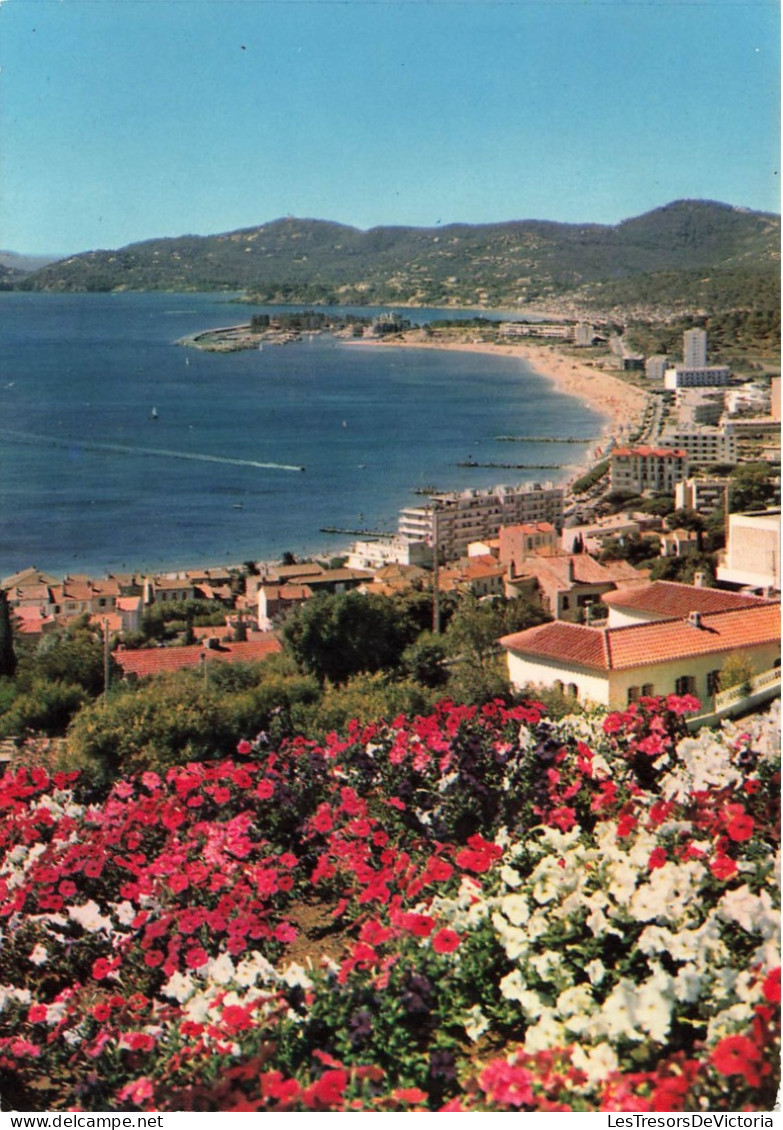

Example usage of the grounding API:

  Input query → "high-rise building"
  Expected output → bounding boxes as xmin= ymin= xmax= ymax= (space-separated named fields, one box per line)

xmin=683 ymin=329 xmax=708 ymax=368
xmin=399 ymin=482 xmax=564 ymax=561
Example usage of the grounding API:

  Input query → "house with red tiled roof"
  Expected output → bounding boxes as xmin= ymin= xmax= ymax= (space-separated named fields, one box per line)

xmin=500 ymin=603 xmax=780 ymax=710
xmin=610 ymin=445 xmax=689 ymax=495
xmin=504 ymin=554 xmax=647 ymax=623
xmin=113 ymin=636 xmax=282 ymax=680
xmin=438 ymin=556 xmax=507 ymax=598
xmin=601 ymin=581 xmax=776 ymax=629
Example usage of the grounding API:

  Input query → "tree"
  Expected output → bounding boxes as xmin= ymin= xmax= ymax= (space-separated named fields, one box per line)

xmin=18 ymin=615 xmax=116 ymax=698
xmin=282 ymin=591 xmax=416 ymax=684
xmin=444 ymin=594 xmax=549 ymax=705
xmin=0 ymin=589 xmax=16 ymax=679
xmin=718 ymin=651 xmax=755 ymax=697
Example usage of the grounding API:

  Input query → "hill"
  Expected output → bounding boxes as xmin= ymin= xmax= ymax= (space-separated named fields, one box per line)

xmin=16 ymin=200 xmax=781 ymax=314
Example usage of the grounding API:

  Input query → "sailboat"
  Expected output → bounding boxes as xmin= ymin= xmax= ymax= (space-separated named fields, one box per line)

xmin=150 ymin=407 xmax=159 ymax=420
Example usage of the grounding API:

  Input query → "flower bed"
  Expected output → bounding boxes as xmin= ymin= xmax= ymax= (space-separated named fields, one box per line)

xmin=0 ymin=696 xmax=779 ymax=1111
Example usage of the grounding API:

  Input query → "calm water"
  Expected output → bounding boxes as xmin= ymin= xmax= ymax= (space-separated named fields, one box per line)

xmin=0 ymin=293 xmax=604 ymax=577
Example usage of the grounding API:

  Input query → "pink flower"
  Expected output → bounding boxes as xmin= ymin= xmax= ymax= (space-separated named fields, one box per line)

xmin=478 ymin=1060 xmax=534 ymax=1108
xmin=117 ymin=1076 xmax=155 ymax=1106
xmin=236 ymin=740 xmax=253 ymax=755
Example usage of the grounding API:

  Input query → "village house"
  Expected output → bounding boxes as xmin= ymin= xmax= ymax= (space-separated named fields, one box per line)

xmin=504 ymin=553 xmax=645 ymax=623
xmin=437 ymin=556 xmax=508 ymax=599
xmin=500 ymin=600 xmax=780 ymax=710
xmin=113 ymin=636 xmax=282 ymax=681
xmin=600 ymin=580 xmax=774 ymax=628
xmin=658 ymin=527 xmax=700 ymax=558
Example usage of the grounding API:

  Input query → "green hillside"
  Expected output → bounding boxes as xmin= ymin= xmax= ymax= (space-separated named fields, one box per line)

xmin=16 ymin=199 xmax=781 ymax=314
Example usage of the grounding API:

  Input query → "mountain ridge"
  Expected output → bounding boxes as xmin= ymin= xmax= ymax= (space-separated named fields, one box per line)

xmin=12 ymin=199 xmax=781 ymax=314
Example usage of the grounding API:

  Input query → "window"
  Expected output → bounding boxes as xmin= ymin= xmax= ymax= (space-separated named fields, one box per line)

xmin=554 ymin=680 xmax=564 ymax=693
xmin=568 ymin=683 xmax=578 ymax=699
xmin=675 ymin=675 xmax=697 ymax=696
xmin=641 ymin=684 xmax=655 ymax=697
xmin=707 ymin=670 xmax=721 ymax=695
xmin=561 ymin=596 xmax=570 ymax=611
xmin=627 ymin=686 xmax=640 ymax=704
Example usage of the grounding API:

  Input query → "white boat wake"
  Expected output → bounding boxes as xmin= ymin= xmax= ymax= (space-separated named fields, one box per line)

xmin=0 ymin=429 xmax=305 ymax=472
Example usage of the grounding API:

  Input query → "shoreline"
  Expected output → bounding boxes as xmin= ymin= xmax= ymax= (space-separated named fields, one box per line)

xmin=346 ymin=331 xmax=650 ymax=453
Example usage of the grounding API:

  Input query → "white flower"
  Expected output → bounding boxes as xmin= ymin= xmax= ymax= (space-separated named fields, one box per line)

xmin=635 ymin=976 xmax=673 ymax=1041
xmin=67 ymin=900 xmax=113 ymax=934
xmin=528 ymin=950 xmax=563 ymax=982
xmin=234 ymin=951 xmax=279 ymax=988
xmin=28 ymin=944 xmax=49 ymax=966
xmin=111 ymin=900 xmax=137 ymax=927
xmin=161 ymin=971 xmax=196 ymax=1004
xmin=523 ymin=1010 xmax=565 ymax=1053
xmin=499 ymin=863 xmax=523 ymax=889
xmin=599 ymin=978 xmax=644 ymax=1042
xmin=674 ymin=964 xmax=703 ymax=1003
xmin=207 ymin=952 xmax=236 ymax=985
xmin=719 ymin=885 xmax=773 ymax=934
xmin=585 ymin=959 xmax=606 ymax=986
xmin=280 ymin=962 xmax=313 ymax=990
xmin=0 ymin=985 xmax=32 ymax=1011
xmin=491 ymin=912 xmax=529 ymax=961
xmin=498 ymin=971 xmax=542 ymax=1018
xmin=500 ymin=893 xmax=530 ymax=927
xmin=463 ymin=1004 xmax=490 ymax=1042
xmin=570 ymin=1042 xmax=619 ymax=1086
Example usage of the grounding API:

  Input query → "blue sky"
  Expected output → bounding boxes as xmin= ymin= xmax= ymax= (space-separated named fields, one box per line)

xmin=0 ymin=0 xmax=779 ymax=255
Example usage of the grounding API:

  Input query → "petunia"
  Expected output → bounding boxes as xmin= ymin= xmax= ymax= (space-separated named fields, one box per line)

xmin=432 ymin=927 xmax=461 ymax=954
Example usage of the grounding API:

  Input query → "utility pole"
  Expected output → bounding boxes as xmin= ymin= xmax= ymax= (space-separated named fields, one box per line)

xmin=103 ymin=618 xmax=110 ymax=701
xmin=432 ymin=505 xmax=441 ymax=634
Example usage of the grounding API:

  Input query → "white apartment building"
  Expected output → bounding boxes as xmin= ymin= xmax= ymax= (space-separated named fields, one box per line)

xmin=683 ymin=328 xmax=708 ymax=368
xmin=398 ymin=482 xmax=564 ymax=561
xmin=499 ymin=322 xmax=573 ymax=340
xmin=659 ymin=425 xmax=737 ymax=466
xmin=610 ymin=446 xmax=689 ymax=495
xmin=664 ymin=366 xmax=732 ymax=390
xmin=674 ymin=477 xmax=730 ymax=515
xmin=346 ymin=535 xmax=430 ymax=571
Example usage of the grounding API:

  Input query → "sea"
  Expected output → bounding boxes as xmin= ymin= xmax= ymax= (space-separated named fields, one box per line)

xmin=0 ymin=292 xmax=605 ymax=579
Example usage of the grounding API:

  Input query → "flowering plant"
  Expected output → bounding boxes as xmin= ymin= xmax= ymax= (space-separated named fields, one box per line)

xmin=0 ymin=696 xmax=778 ymax=1111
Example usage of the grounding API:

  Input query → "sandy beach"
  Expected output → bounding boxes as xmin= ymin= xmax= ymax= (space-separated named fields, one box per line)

xmin=349 ymin=330 xmax=650 ymax=441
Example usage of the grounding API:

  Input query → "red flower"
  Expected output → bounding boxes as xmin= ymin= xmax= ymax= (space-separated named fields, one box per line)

xmin=91 ymin=1002 xmax=112 ymax=1022
xmin=648 ymin=847 xmax=667 ymax=871
xmin=185 ymin=946 xmax=209 ymax=969
xmin=710 ymin=854 xmax=738 ymax=881
xmin=710 ymin=1035 xmax=763 ymax=1086
xmin=725 ymin=807 xmax=755 ymax=843
xmin=255 ymin=779 xmax=275 ymax=800
xmin=236 ymin=740 xmax=252 ymax=755
xmin=548 ymin=806 xmax=576 ymax=832
xmin=144 ymin=949 xmax=165 ymax=968
xmin=432 ymin=927 xmax=461 ymax=954
xmin=478 ymin=1060 xmax=534 ymax=1108
xmin=762 ymin=967 xmax=781 ymax=1004
xmin=27 ymin=1003 xmax=48 ymax=1023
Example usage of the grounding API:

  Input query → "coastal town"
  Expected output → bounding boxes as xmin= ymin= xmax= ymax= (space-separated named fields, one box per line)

xmin=3 ymin=323 xmax=779 ymax=727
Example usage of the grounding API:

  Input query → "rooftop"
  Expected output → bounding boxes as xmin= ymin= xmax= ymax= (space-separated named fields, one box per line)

xmin=114 ymin=636 xmax=282 ymax=679
xmin=500 ymin=603 xmax=781 ymax=672
xmin=601 ymin=580 xmax=776 ymax=617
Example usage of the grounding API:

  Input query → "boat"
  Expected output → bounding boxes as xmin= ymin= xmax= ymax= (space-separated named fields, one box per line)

xmin=150 ymin=407 xmax=158 ymax=420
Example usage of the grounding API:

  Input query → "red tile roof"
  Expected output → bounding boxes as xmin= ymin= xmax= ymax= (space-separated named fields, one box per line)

xmin=114 ymin=637 xmax=282 ymax=679
xmin=612 ymin=446 xmax=688 ymax=458
xmin=602 ymin=581 xmax=775 ymax=617
xmin=500 ymin=604 xmax=781 ymax=672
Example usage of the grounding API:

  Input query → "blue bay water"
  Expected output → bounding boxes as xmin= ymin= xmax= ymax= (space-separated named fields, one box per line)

xmin=0 ymin=292 xmax=605 ymax=577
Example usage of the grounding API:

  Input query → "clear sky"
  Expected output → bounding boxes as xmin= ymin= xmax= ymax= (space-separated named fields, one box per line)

xmin=0 ymin=0 xmax=779 ymax=255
